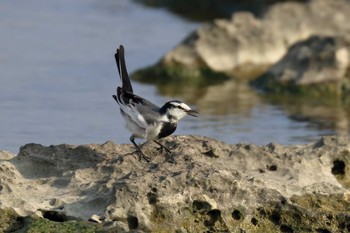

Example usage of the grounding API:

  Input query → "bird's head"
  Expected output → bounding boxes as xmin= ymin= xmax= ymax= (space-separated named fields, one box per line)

xmin=160 ymin=100 xmax=198 ymax=121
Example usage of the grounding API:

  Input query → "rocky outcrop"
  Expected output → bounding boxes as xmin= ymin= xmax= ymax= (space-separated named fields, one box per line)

xmin=160 ymin=0 xmax=350 ymax=76
xmin=132 ymin=0 xmax=350 ymax=104
xmin=136 ymin=0 xmax=306 ymax=22
xmin=1 ymin=135 xmax=350 ymax=232
xmin=252 ymin=36 xmax=350 ymax=95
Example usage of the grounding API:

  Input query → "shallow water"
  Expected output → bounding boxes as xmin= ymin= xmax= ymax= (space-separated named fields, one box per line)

xmin=0 ymin=0 xmax=338 ymax=153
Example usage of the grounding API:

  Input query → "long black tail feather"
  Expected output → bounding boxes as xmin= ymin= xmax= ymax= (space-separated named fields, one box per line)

xmin=115 ymin=45 xmax=133 ymax=93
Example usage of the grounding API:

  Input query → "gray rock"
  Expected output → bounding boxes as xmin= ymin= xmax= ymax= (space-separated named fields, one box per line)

xmin=1 ymin=136 xmax=350 ymax=232
xmin=136 ymin=0 xmax=305 ymax=22
xmin=253 ymin=36 xmax=350 ymax=93
xmin=162 ymin=0 xmax=350 ymax=75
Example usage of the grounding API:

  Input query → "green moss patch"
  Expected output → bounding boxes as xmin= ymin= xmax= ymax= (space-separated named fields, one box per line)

xmin=251 ymin=74 xmax=342 ymax=99
xmin=132 ymin=64 xmax=229 ymax=87
xmin=27 ymin=218 xmax=106 ymax=233
xmin=0 ymin=208 xmax=25 ymax=233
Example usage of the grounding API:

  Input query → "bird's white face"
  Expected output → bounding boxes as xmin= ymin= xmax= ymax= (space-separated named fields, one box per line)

xmin=166 ymin=101 xmax=197 ymax=120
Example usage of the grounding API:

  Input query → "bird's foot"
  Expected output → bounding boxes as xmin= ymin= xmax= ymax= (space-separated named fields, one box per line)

xmin=153 ymin=140 xmax=177 ymax=163
xmin=155 ymin=146 xmax=171 ymax=154
xmin=153 ymin=140 xmax=172 ymax=154
xmin=130 ymin=136 xmax=151 ymax=162
xmin=135 ymin=149 xmax=151 ymax=163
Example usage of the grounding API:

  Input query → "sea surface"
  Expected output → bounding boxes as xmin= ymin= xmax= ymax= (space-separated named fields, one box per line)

xmin=0 ymin=0 xmax=335 ymax=154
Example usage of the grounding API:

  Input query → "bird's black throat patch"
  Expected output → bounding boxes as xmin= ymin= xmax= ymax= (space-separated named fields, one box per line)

xmin=158 ymin=121 xmax=177 ymax=139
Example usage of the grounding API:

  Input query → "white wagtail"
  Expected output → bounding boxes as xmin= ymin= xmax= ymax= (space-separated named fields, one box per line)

xmin=112 ymin=45 xmax=198 ymax=162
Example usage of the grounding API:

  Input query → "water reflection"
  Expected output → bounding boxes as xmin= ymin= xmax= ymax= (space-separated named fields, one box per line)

xmin=195 ymin=80 xmax=262 ymax=116
xmin=147 ymin=77 xmax=349 ymax=141
xmin=135 ymin=71 xmax=263 ymax=116
xmin=267 ymin=95 xmax=350 ymax=138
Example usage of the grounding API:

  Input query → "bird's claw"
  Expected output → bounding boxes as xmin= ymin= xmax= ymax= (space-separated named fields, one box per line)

xmin=135 ymin=150 xmax=151 ymax=162
xmin=153 ymin=141 xmax=172 ymax=154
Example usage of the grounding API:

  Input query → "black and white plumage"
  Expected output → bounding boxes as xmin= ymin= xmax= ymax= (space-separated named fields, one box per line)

xmin=112 ymin=45 xmax=198 ymax=162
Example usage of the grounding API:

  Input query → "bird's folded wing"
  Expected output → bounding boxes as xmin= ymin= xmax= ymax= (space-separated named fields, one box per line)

xmin=116 ymin=87 xmax=161 ymax=128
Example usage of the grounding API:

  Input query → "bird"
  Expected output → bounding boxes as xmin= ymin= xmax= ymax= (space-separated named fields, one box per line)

xmin=112 ymin=45 xmax=198 ymax=162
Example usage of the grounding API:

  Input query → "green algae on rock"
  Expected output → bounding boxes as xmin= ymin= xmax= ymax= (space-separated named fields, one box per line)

xmin=131 ymin=63 xmax=229 ymax=86
xmin=27 ymin=219 xmax=106 ymax=233
xmin=0 ymin=208 xmax=25 ymax=233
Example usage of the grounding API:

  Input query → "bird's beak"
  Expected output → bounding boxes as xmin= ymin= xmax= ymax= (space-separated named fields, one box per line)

xmin=186 ymin=109 xmax=198 ymax=117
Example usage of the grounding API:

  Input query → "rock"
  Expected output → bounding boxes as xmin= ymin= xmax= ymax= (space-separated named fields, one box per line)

xmin=162 ymin=11 xmax=284 ymax=74
xmin=252 ymin=36 xmax=350 ymax=95
xmin=0 ymin=150 xmax=16 ymax=160
xmin=136 ymin=0 xmax=305 ymax=22
xmin=1 ymin=136 xmax=350 ymax=232
xmin=158 ymin=0 xmax=350 ymax=76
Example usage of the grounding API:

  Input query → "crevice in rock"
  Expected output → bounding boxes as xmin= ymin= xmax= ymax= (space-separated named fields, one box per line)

xmin=147 ymin=192 xmax=158 ymax=205
xmin=269 ymin=212 xmax=281 ymax=225
xmin=204 ymin=209 xmax=221 ymax=227
xmin=280 ymin=224 xmax=293 ymax=233
xmin=42 ymin=210 xmax=68 ymax=222
xmin=127 ymin=215 xmax=138 ymax=229
xmin=267 ymin=164 xmax=277 ymax=171
xmin=192 ymin=200 xmax=212 ymax=213
xmin=231 ymin=209 xmax=242 ymax=220
xmin=332 ymin=160 xmax=345 ymax=175
xmin=251 ymin=217 xmax=258 ymax=226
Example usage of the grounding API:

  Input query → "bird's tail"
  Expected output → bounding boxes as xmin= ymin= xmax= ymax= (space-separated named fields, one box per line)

xmin=115 ymin=45 xmax=133 ymax=93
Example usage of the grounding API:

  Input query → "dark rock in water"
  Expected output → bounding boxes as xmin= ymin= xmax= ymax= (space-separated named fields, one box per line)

xmin=1 ymin=135 xmax=350 ymax=232
xmin=252 ymin=36 xmax=350 ymax=96
xmin=136 ymin=0 xmax=309 ymax=22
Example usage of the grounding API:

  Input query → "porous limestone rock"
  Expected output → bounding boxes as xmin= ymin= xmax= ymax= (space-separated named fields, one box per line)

xmin=1 ymin=136 xmax=350 ymax=232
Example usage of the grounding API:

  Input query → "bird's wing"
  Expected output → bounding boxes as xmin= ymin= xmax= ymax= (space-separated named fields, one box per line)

xmin=115 ymin=45 xmax=133 ymax=93
xmin=113 ymin=87 xmax=161 ymax=128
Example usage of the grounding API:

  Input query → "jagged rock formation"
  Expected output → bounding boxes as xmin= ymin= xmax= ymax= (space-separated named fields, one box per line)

xmin=1 ymin=135 xmax=350 ymax=232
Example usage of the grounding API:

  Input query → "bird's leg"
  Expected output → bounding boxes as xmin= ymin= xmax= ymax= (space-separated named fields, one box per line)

xmin=130 ymin=136 xmax=151 ymax=162
xmin=153 ymin=140 xmax=171 ymax=154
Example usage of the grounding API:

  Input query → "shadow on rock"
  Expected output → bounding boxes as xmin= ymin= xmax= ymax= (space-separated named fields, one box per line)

xmin=11 ymin=143 xmax=108 ymax=179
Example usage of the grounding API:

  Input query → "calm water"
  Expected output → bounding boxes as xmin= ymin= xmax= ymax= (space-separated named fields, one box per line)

xmin=0 ymin=0 xmax=334 ymax=153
